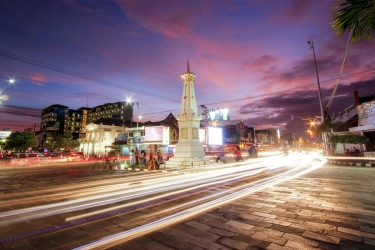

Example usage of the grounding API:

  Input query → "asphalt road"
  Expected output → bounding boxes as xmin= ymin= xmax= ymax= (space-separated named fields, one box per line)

xmin=1 ymin=154 xmax=374 ymax=249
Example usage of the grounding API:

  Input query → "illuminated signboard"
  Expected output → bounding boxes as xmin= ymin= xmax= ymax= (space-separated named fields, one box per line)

xmin=117 ymin=133 xmax=128 ymax=141
xmin=0 ymin=131 xmax=11 ymax=139
xmin=207 ymin=108 xmax=230 ymax=121
xmin=145 ymin=126 xmax=164 ymax=142
xmin=199 ymin=128 xmax=205 ymax=143
xmin=208 ymin=126 xmax=223 ymax=145
xmin=162 ymin=127 xmax=170 ymax=145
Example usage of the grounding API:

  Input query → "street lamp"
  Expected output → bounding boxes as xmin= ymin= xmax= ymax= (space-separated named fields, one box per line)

xmin=136 ymin=102 xmax=140 ymax=145
xmin=0 ymin=77 xmax=14 ymax=102
xmin=125 ymin=98 xmax=134 ymax=128
xmin=307 ymin=39 xmax=327 ymax=154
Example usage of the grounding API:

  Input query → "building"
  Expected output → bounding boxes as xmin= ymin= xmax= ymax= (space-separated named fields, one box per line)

xmin=80 ymin=119 xmax=125 ymax=157
xmin=87 ymin=102 xmax=133 ymax=125
xmin=255 ymin=128 xmax=280 ymax=146
xmin=39 ymin=102 xmax=133 ymax=150
xmin=40 ymin=104 xmax=69 ymax=133
xmin=79 ymin=113 xmax=179 ymax=157
xmin=333 ymin=91 xmax=375 ymax=151
xmin=65 ymin=107 xmax=91 ymax=134
xmin=282 ymin=132 xmax=297 ymax=148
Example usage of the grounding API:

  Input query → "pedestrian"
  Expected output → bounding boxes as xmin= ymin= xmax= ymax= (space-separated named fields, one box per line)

xmin=354 ymin=147 xmax=360 ymax=156
xmin=135 ymin=147 xmax=139 ymax=166
xmin=249 ymin=146 xmax=255 ymax=156
xmin=157 ymin=150 xmax=162 ymax=162
xmin=216 ymin=155 xmax=220 ymax=163
xmin=148 ymin=158 xmax=157 ymax=171
xmin=149 ymin=150 xmax=154 ymax=162
xmin=129 ymin=149 xmax=134 ymax=166
xmin=141 ymin=150 xmax=146 ymax=166
xmin=234 ymin=146 xmax=242 ymax=162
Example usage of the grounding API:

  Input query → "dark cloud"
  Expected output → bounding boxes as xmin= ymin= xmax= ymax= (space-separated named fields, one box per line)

xmin=236 ymin=76 xmax=375 ymax=137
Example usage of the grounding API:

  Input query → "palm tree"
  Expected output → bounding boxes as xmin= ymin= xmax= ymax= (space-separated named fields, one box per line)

xmin=325 ymin=0 xmax=375 ymax=114
xmin=331 ymin=0 xmax=375 ymax=42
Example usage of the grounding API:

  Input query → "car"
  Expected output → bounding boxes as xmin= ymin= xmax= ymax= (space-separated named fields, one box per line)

xmin=4 ymin=153 xmax=49 ymax=165
xmin=66 ymin=152 xmax=84 ymax=161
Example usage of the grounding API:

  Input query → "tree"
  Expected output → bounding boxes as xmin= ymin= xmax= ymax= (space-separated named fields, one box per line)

xmin=5 ymin=131 xmax=36 ymax=151
xmin=316 ymin=119 xmax=348 ymax=136
xmin=329 ymin=134 xmax=369 ymax=144
xmin=326 ymin=1 xmax=375 ymax=113
xmin=46 ymin=133 xmax=79 ymax=152
xmin=331 ymin=0 xmax=375 ymax=42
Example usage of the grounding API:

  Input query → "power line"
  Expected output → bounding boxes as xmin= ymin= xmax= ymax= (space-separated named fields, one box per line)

xmin=0 ymin=110 xmax=40 ymax=117
xmin=0 ymin=50 xmax=180 ymax=103
xmin=1 ymin=49 xmax=374 ymax=114
xmin=0 ymin=72 xmax=178 ymax=111
xmin=198 ymin=68 xmax=375 ymax=108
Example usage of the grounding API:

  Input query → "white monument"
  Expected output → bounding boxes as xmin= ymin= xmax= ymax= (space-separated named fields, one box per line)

xmin=167 ymin=60 xmax=209 ymax=168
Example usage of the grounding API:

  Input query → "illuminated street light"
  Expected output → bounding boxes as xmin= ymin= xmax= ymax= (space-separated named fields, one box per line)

xmin=0 ymin=94 xmax=9 ymax=101
xmin=125 ymin=98 xmax=134 ymax=128
xmin=136 ymin=102 xmax=140 ymax=146
xmin=0 ymin=78 xmax=13 ymax=103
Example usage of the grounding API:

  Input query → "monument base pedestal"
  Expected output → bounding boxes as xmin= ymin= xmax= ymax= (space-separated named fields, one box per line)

xmin=165 ymin=141 xmax=213 ymax=169
xmin=165 ymin=156 xmax=211 ymax=169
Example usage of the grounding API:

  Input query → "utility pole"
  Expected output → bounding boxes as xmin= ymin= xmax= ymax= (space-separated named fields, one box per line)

xmin=307 ymin=39 xmax=327 ymax=155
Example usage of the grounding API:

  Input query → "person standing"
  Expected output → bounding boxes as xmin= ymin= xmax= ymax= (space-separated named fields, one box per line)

xmin=149 ymin=150 xmax=154 ymax=162
xmin=249 ymin=145 xmax=255 ymax=156
xmin=142 ymin=150 xmax=147 ymax=166
xmin=157 ymin=150 xmax=162 ymax=162
xmin=234 ymin=146 xmax=242 ymax=162
xmin=129 ymin=149 xmax=134 ymax=166
xmin=148 ymin=158 xmax=156 ymax=171
xmin=135 ymin=147 xmax=139 ymax=166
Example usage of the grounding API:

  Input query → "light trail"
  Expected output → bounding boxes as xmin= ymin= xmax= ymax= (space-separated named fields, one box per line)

xmin=0 ymin=155 xmax=303 ymax=226
xmin=74 ymin=155 xmax=326 ymax=249
xmin=0 ymin=163 xmax=269 ymax=224
xmin=0 ymin=154 xmax=325 ymax=247
xmin=65 ymin=168 xmax=266 ymax=221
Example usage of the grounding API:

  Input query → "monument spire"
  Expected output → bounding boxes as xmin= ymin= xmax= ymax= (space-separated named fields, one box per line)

xmin=166 ymin=60 xmax=208 ymax=168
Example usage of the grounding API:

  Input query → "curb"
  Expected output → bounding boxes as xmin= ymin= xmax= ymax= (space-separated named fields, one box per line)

xmin=327 ymin=160 xmax=375 ymax=167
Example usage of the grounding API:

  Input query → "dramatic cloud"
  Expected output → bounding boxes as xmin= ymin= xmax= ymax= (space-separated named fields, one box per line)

xmin=1 ymin=0 xmax=375 ymax=138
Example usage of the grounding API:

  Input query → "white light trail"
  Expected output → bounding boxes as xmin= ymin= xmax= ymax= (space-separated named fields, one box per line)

xmin=74 ymin=155 xmax=326 ymax=250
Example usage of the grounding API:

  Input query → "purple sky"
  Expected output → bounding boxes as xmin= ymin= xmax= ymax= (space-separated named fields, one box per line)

xmin=0 ymin=0 xmax=374 ymax=138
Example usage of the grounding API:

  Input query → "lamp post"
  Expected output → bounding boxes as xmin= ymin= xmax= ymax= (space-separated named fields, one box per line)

xmin=307 ymin=39 xmax=327 ymax=155
xmin=136 ymin=102 xmax=140 ymax=146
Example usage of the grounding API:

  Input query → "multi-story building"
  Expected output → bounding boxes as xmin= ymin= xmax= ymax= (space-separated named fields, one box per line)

xmin=87 ymin=102 xmax=133 ymax=125
xmin=39 ymin=102 xmax=133 ymax=149
xmin=40 ymin=104 xmax=69 ymax=133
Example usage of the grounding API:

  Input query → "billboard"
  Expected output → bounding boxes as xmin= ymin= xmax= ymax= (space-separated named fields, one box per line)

xmin=208 ymin=126 xmax=223 ymax=145
xmin=145 ymin=126 xmax=164 ymax=142
xmin=207 ymin=108 xmax=230 ymax=121
xmin=117 ymin=133 xmax=128 ymax=141
xmin=199 ymin=128 xmax=205 ymax=143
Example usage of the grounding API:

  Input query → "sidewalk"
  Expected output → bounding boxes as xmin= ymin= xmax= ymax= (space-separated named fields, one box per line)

xmin=118 ymin=163 xmax=375 ymax=249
